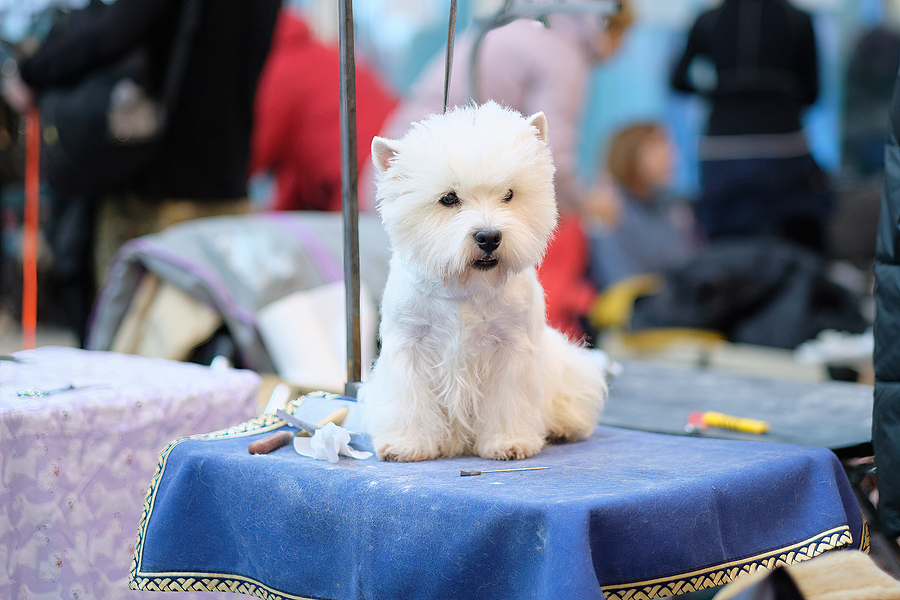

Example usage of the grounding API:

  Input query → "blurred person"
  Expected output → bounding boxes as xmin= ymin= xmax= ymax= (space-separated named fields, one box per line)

xmin=873 ymin=55 xmax=900 ymax=549
xmin=2 ymin=0 xmax=281 ymax=345
xmin=671 ymin=0 xmax=833 ymax=255
xmin=9 ymin=0 xmax=280 ymax=203
xmin=597 ymin=122 xmax=866 ymax=350
xmin=588 ymin=122 xmax=699 ymax=291
xmin=843 ymin=17 xmax=900 ymax=177
xmin=364 ymin=0 xmax=634 ymax=340
xmin=250 ymin=7 xmax=397 ymax=212
xmin=368 ymin=0 xmax=631 ymax=220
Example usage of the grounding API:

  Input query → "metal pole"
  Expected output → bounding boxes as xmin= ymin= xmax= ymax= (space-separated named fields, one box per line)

xmin=443 ymin=0 xmax=458 ymax=114
xmin=339 ymin=0 xmax=362 ymax=397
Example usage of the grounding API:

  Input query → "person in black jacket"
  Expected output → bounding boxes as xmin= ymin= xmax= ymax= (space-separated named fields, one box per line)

xmin=11 ymin=0 xmax=280 ymax=201
xmin=671 ymin=0 xmax=834 ymax=254
xmin=873 ymin=64 xmax=900 ymax=544
xmin=1 ymin=0 xmax=280 ymax=345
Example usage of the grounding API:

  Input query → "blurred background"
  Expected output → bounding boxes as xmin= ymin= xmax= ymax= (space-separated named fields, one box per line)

xmin=0 ymin=0 xmax=890 ymax=378
xmin=345 ymin=0 xmax=858 ymax=203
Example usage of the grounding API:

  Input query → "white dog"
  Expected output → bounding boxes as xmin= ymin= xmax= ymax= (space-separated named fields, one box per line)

xmin=360 ymin=101 xmax=606 ymax=462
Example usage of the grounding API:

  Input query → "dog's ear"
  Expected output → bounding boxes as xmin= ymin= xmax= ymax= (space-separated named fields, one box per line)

xmin=372 ymin=137 xmax=400 ymax=174
xmin=527 ymin=112 xmax=549 ymax=145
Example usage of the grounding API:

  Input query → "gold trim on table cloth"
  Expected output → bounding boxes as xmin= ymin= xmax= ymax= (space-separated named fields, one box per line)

xmin=600 ymin=524 xmax=857 ymax=600
xmin=860 ymin=516 xmax=871 ymax=554
xmin=130 ymin=403 xmax=302 ymax=597
xmin=131 ymin=572 xmax=316 ymax=600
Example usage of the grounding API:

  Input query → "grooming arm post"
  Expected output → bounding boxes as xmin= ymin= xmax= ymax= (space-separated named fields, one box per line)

xmin=339 ymin=0 xmax=362 ymax=397
xmin=443 ymin=0 xmax=458 ymax=114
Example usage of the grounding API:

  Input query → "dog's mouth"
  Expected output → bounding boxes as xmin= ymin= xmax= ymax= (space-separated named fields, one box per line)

xmin=473 ymin=258 xmax=499 ymax=271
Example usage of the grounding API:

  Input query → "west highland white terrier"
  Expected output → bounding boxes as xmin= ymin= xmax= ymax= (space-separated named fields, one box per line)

xmin=360 ymin=101 xmax=606 ymax=462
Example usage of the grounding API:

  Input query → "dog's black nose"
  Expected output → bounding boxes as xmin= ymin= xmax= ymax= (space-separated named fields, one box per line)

xmin=474 ymin=229 xmax=502 ymax=253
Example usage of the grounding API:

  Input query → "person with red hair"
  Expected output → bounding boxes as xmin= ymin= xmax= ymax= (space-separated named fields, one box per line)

xmin=588 ymin=122 xmax=698 ymax=291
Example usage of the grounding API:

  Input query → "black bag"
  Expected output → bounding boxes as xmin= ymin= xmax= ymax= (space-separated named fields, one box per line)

xmin=38 ymin=0 xmax=201 ymax=197
xmin=630 ymin=238 xmax=869 ymax=349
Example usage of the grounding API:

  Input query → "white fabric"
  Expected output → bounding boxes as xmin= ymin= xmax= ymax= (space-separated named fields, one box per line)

xmin=256 ymin=280 xmax=377 ymax=392
xmin=292 ymin=422 xmax=373 ymax=463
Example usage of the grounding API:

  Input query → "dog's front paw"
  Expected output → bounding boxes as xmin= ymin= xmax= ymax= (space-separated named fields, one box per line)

xmin=476 ymin=436 xmax=545 ymax=461
xmin=375 ymin=439 xmax=440 ymax=462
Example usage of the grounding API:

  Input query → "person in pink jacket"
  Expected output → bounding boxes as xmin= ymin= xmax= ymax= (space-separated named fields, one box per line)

xmin=367 ymin=5 xmax=631 ymax=219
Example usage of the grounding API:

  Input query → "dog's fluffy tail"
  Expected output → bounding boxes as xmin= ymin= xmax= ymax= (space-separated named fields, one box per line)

xmin=541 ymin=327 xmax=608 ymax=442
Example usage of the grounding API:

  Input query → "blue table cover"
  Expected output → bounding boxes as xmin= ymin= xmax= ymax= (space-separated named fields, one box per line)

xmin=129 ymin=413 xmax=865 ymax=600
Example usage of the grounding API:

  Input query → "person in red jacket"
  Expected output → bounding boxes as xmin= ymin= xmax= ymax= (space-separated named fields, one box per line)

xmin=250 ymin=9 xmax=397 ymax=212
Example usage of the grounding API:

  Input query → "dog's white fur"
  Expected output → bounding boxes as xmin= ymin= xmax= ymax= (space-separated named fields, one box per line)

xmin=360 ymin=101 xmax=606 ymax=462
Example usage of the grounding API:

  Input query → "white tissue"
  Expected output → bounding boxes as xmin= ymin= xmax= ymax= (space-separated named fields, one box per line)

xmin=293 ymin=422 xmax=373 ymax=463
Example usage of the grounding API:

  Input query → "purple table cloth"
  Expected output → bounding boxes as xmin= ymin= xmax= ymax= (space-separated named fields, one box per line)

xmin=0 ymin=346 xmax=261 ymax=599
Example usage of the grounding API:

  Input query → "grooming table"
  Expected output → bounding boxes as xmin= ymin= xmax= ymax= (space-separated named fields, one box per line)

xmin=128 ymin=406 xmax=865 ymax=600
xmin=602 ymin=360 xmax=873 ymax=453
xmin=0 ymin=346 xmax=261 ymax=599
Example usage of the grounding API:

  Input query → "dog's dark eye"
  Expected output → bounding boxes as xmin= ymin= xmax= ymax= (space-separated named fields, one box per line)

xmin=439 ymin=191 xmax=460 ymax=207
xmin=503 ymin=189 xmax=514 ymax=202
